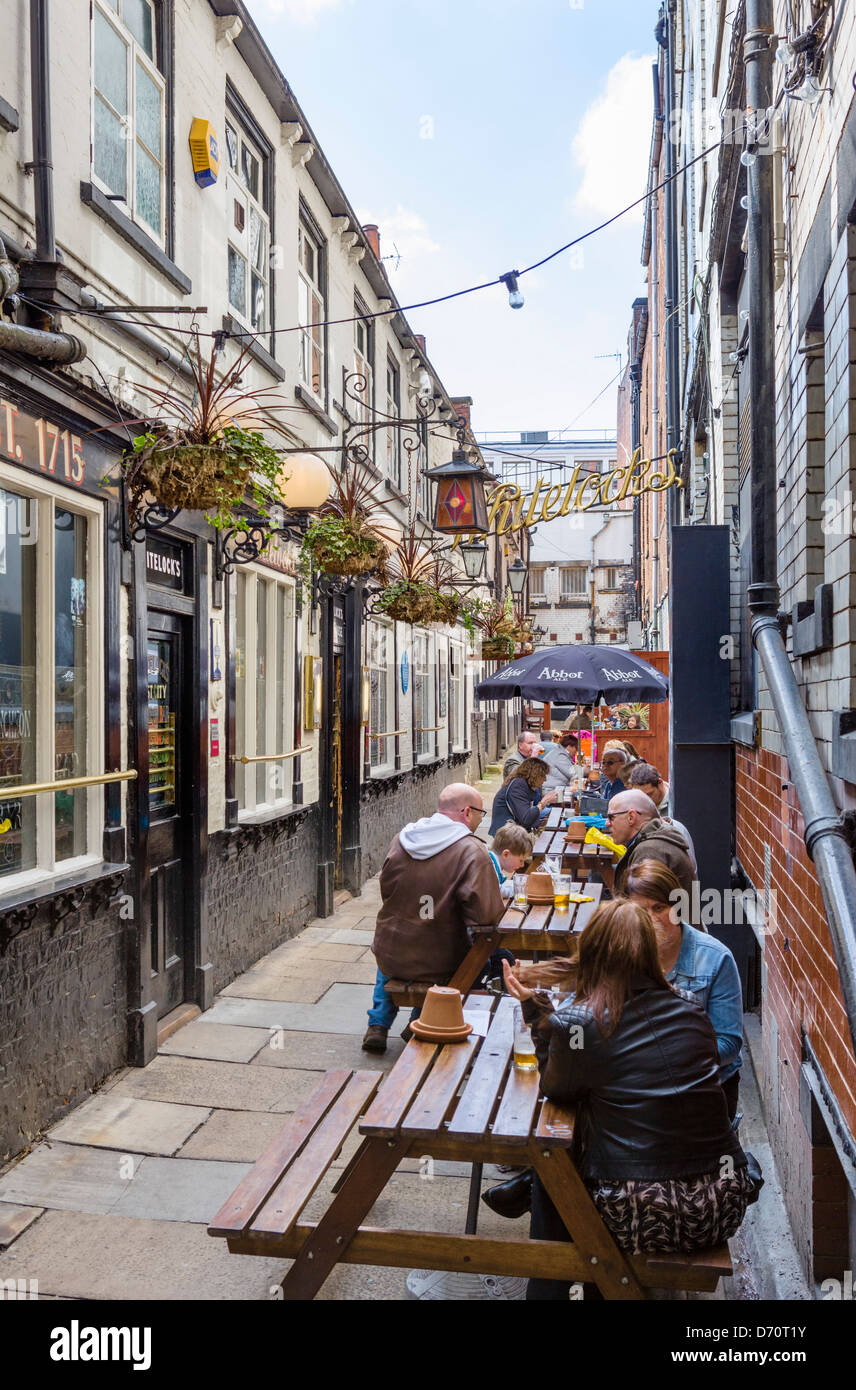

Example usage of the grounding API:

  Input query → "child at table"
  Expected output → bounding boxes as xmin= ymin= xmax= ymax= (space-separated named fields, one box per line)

xmin=488 ymin=823 xmax=534 ymax=901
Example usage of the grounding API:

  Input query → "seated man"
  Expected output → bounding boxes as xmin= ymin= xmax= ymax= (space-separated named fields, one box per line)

xmin=363 ymin=783 xmax=505 ymax=1053
xmin=606 ymin=789 xmax=695 ymax=898
xmin=627 ymin=762 xmax=698 ymax=875
xmin=502 ymin=729 xmax=541 ymax=781
xmin=585 ymin=742 xmax=629 ymax=802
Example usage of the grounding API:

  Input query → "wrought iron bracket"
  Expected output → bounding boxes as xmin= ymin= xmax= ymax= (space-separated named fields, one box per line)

xmin=213 ymin=512 xmax=310 ymax=583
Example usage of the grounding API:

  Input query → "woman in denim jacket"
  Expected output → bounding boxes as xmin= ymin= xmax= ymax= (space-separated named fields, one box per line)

xmin=623 ymin=859 xmax=744 ymax=1118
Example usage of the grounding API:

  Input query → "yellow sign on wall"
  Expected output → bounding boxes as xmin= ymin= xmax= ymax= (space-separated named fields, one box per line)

xmin=456 ymin=448 xmax=684 ymax=544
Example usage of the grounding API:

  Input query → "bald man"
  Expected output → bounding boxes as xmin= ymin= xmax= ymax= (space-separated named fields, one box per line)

xmin=364 ymin=783 xmax=505 ymax=1052
xmin=606 ymin=789 xmax=695 ymax=898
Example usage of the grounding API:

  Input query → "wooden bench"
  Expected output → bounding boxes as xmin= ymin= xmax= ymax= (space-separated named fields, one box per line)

xmin=209 ymin=995 xmax=735 ymax=1300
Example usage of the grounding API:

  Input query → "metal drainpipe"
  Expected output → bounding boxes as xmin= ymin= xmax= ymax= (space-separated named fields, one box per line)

xmin=658 ymin=2 xmax=682 ymax=526
xmin=0 ymin=319 xmax=85 ymax=363
xmin=29 ymin=0 xmax=56 ymax=262
xmin=744 ymin=0 xmax=856 ymax=1055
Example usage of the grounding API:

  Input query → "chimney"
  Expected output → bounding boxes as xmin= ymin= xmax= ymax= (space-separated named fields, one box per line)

xmin=412 ymin=334 xmax=426 ymax=355
xmin=363 ymin=224 xmax=380 ymax=259
xmin=451 ymin=396 xmax=473 ymax=429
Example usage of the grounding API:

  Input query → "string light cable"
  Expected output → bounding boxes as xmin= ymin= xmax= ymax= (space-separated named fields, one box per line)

xmin=20 ymin=134 xmax=731 ymax=347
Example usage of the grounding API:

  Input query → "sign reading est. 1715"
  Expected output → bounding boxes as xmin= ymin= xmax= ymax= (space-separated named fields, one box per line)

xmin=0 ymin=397 xmax=87 ymax=486
xmin=456 ymin=448 xmax=684 ymax=543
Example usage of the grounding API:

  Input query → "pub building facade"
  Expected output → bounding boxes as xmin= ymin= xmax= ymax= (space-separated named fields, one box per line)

xmin=0 ymin=0 xmax=519 ymax=1162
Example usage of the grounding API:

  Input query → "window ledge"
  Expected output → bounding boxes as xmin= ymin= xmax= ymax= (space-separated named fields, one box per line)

xmin=295 ymin=383 xmax=338 ymax=436
xmin=0 ymin=860 xmax=130 ymax=947
xmin=222 ymin=316 xmax=285 ymax=381
xmin=80 ymin=182 xmax=192 ymax=293
xmin=731 ymin=712 xmax=760 ymax=748
xmin=384 ymin=478 xmax=407 ymax=503
xmin=220 ymin=802 xmax=314 ymax=857
xmin=0 ymin=95 xmax=19 ymax=133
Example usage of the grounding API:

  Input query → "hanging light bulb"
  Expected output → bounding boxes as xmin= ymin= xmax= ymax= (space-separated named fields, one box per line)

xmin=794 ymin=72 xmax=824 ymax=106
xmin=775 ymin=38 xmax=795 ymax=65
xmin=500 ymin=271 xmax=525 ymax=310
xmin=740 ymin=147 xmax=757 ymax=168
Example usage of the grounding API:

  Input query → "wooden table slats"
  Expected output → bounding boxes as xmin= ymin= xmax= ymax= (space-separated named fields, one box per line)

xmin=359 ymin=1042 xmax=439 ymax=1135
xmin=399 ymin=1035 xmax=480 ymax=1138
xmin=490 ymin=1064 xmax=541 ymax=1142
xmin=251 ymin=1069 xmax=382 ymax=1237
xmin=446 ymin=997 xmax=515 ymax=1137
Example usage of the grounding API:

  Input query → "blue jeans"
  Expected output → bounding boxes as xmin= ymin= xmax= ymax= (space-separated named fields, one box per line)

xmin=367 ymin=950 xmax=516 ymax=1029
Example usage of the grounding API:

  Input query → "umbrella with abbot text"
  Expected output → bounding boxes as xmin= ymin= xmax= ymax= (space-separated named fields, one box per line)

xmin=474 ymin=645 xmax=669 ymax=706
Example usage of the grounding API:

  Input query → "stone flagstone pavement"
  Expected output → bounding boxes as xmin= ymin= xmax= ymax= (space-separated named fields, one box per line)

xmin=0 ymin=762 xmax=804 ymax=1301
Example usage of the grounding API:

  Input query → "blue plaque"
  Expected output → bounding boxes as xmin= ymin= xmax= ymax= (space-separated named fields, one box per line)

xmin=400 ymin=650 xmax=409 ymax=694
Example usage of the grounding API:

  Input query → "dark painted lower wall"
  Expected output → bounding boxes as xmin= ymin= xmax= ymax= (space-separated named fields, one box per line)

xmin=0 ymin=893 xmax=127 ymax=1163
xmin=207 ymin=805 xmax=320 ymax=995
xmin=359 ymin=750 xmax=475 ymax=881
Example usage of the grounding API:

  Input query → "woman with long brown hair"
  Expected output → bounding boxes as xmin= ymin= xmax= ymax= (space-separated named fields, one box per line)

xmin=622 ymin=859 xmax=744 ymax=1118
xmin=502 ymin=900 xmax=752 ymax=1301
xmin=488 ymin=757 xmax=556 ymax=836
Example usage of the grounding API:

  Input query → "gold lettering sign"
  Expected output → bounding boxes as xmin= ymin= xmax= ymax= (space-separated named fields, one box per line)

xmin=454 ymin=449 xmax=683 ymax=546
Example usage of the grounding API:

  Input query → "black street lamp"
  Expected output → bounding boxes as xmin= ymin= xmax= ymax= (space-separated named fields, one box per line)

xmin=507 ymin=557 xmax=528 ymax=597
xmin=459 ymin=536 xmax=487 ymax=580
xmin=422 ymin=419 xmax=491 ymax=535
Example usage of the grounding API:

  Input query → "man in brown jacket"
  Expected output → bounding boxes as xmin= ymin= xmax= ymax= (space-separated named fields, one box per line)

xmin=363 ymin=783 xmax=505 ymax=1053
xmin=607 ymin=790 xmax=695 ymax=898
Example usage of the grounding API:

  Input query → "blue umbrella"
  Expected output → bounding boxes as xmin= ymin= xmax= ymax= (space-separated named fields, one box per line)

xmin=475 ymin=645 xmax=669 ymax=705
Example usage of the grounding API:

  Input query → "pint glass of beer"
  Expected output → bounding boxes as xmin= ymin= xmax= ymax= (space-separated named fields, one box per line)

xmin=512 ymin=1005 xmax=538 ymax=1071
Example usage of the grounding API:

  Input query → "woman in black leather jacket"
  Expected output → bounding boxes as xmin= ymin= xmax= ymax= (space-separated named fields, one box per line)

xmin=504 ymin=900 xmax=751 ymax=1301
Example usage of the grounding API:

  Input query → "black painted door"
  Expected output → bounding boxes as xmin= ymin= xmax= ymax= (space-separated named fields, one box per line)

xmin=146 ymin=612 xmax=190 ymax=1018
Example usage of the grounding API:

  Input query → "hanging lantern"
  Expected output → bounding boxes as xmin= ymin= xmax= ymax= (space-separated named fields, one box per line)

xmin=422 ymin=419 xmax=490 ymax=535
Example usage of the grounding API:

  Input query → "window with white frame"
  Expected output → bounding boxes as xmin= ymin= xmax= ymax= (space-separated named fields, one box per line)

xmin=412 ymin=630 xmax=435 ymax=761
xmin=225 ymin=117 xmax=269 ymax=334
xmin=0 ymin=476 xmax=103 ymax=888
xmin=367 ymin=621 xmax=395 ymax=774
xmin=298 ymin=218 xmax=325 ymax=398
xmin=449 ymin=641 xmax=465 ymax=750
xmin=530 ymin=565 xmax=547 ymax=599
xmin=602 ymin=567 xmax=618 ymax=590
xmin=92 ymin=0 xmax=165 ymax=242
xmin=560 ymin=566 xmax=587 ymax=597
xmin=234 ymin=568 xmax=296 ymax=815
xmin=385 ymin=356 xmax=402 ymax=490
xmin=353 ymin=303 xmax=373 ymax=428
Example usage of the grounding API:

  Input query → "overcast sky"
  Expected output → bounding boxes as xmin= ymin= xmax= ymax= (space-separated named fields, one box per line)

xmin=246 ymin=0 xmax=656 ymax=437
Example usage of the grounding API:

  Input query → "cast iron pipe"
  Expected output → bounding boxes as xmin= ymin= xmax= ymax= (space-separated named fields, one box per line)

xmin=753 ymin=615 xmax=856 ymax=1058
xmin=78 ymin=291 xmax=196 ymax=382
xmin=29 ymin=0 xmax=55 ymax=261
xmin=657 ymin=1 xmax=682 ymax=526
xmin=0 ymin=319 xmax=85 ymax=363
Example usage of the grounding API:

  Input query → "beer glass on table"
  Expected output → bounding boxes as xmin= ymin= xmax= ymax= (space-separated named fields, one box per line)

xmin=512 ymin=1004 xmax=538 ymax=1071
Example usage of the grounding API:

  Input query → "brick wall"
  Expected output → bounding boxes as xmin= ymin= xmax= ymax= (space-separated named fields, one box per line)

xmin=736 ymin=745 xmax=856 ymax=1270
xmin=0 ymin=900 xmax=127 ymax=1163
xmin=360 ymin=752 xmax=475 ymax=881
xmin=207 ymin=807 xmax=320 ymax=994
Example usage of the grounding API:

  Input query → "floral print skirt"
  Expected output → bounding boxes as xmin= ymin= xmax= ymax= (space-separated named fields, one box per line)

xmin=585 ymin=1166 xmax=753 ymax=1254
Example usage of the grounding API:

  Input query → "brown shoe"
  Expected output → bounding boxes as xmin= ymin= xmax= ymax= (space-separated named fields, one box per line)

xmin=362 ymin=1025 xmax=388 ymax=1053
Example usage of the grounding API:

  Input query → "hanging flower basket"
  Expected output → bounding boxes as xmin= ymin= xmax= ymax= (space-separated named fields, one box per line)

xmin=303 ymin=517 xmax=387 ymax=576
xmin=430 ymin=591 xmax=463 ymax=626
xmin=375 ymin=580 xmax=439 ymax=624
xmin=481 ymin=635 xmax=515 ymax=660
xmin=123 ymin=425 xmax=285 ymax=531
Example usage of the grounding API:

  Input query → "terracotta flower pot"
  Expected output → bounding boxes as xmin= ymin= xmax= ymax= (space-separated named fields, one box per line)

xmin=526 ymin=871 xmax=555 ymax=904
xmin=409 ymin=985 xmax=472 ymax=1043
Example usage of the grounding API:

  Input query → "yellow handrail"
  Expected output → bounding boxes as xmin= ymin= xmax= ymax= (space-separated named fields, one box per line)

xmin=369 ymin=729 xmax=407 ymax=740
xmin=232 ymin=746 xmax=313 ymax=764
xmin=0 ymin=770 xmax=138 ymax=799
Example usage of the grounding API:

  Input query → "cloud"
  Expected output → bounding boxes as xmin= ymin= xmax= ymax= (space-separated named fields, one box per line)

xmin=571 ymin=53 xmax=656 ymax=221
xmin=247 ymin=0 xmax=344 ymax=25
xmin=355 ymin=204 xmax=441 ymax=270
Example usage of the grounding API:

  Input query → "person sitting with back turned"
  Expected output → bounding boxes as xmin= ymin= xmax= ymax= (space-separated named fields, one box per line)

xmin=541 ymin=731 xmax=579 ymax=790
xmin=627 ymin=762 xmax=698 ymax=875
xmin=363 ymin=783 xmax=505 ymax=1054
xmin=501 ymin=901 xmax=751 ymax=1300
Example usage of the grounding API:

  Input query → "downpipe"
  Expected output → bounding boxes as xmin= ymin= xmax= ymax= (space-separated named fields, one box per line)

xmin=0 ymin=319 xmax=85 ymax=364
xmin=753 ymin=612 xmax=856 ymax=1058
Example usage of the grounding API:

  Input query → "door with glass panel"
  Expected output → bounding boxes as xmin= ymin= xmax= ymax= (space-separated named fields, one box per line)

xmin=146 ymin=611 xmax=189 ymax=1016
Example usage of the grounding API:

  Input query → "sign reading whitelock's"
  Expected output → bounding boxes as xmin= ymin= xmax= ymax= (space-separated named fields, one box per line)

xmin=455 ymin=448 xmax=683 ymax=544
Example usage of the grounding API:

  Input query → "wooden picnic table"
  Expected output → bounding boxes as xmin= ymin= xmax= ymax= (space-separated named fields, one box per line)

xmin=531 ymin=825 xmax=618 ymax=895
xmin=444 ymin=881 xmax=604 ymax=998
xmin=208 ymin=991 xmax=733 ymax=1300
